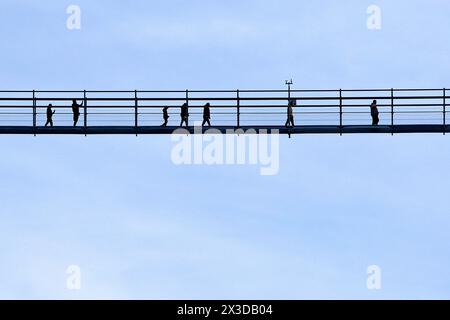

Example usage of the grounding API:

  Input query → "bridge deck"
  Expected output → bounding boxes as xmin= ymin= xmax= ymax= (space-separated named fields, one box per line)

xmin=0 ymin=125 xmax=448 ymax=135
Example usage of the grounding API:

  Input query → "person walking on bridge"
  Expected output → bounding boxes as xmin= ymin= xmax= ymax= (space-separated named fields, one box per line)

xmin=161 ymin=107 xmax=169 ymax=126
xmin=202 ymin=103 xmax=211 ymax=127
xmin=72 ymin=99 xmax=83 ymax=127
xmin=370 ymin=99 xmax=379 ymax=126
xmin=45 ymin=104 xmax=56 ymax=127
xmin=180 ymin=103 xmax=189 ymax=127
xmin=285 ymin=99 xmax=296 ymax=127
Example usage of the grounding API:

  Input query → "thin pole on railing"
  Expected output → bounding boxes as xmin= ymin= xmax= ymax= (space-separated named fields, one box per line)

xmin=391 ymin=88 xmax=394 ymax=135
xmin=185 ymin=89 xmax=189 ymax=127
xmin=134 ymin=90 xmax=138 ymax=136
xmin=32 ymin=90 xmax=36 ymax=136
xmin=83 ymin=90 xmax=87 ymax=136
xmin=339 ymin=89 xmax=343 ymax=136
xmin=285 ymin=80 xmax=293 ymax=138
xmin=237 ymin=89 xmax=240 ymax=128
xmin=444 ymin=88 xmax=446 ymax=135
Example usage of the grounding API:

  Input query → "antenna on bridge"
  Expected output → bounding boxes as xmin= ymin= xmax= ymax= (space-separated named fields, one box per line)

xmin=285 ymin=79 xmax=293 ymax=100
xmin=285 ymin=79 xmax=294 ymax=139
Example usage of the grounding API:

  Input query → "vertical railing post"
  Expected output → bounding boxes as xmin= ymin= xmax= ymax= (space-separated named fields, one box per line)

xmin=443 ymin=88 xmax=446 ymax=135
xmin=83 ymin=90 xmax=87 ymax=136
xmin=391 ymin=88 xmax=394 ymax=135
xmin=237 ymin=89 xmax=240 ymax=128
xmin=339 ymin=89 xmax=343 ymax=136
xmin=134 ymin=90 xmax=138 ymax=136
xmin=32 ymin=90 xmax=36 ymax=136
xmin=185 ymin=89 xmax=189 ymax=127
xmin=288 ymin=85 xmax=291 ymax=135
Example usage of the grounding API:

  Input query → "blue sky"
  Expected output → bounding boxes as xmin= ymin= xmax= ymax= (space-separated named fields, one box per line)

xmin=1 ymin=0 xmax=450 ymax=299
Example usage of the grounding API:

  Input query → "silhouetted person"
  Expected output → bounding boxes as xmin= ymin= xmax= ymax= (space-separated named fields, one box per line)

xmin=72 ymin=99 xmax=83 ymax=127
xmin=45 ymin=104 xmax=55 ymax=127
xmin=285 ymin=99 xmax=295 ymax=127
xmin=161 ymin=107 xmax=169 ymax=126
xmin=202 ymin=103 xmax=211 ymax=127
xmin=180 ymin=103 xmax=189 ymax=127
xmin=370 ymin=99 xmax=379 ymax=126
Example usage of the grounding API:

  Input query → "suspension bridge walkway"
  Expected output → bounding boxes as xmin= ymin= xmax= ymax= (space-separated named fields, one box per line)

xmin=0 ymin=88 xmax=448 ymax=135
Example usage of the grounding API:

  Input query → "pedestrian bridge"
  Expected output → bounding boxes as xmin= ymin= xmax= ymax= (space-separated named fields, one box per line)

xmin=0 ymin=88 xmax=448 ymax=135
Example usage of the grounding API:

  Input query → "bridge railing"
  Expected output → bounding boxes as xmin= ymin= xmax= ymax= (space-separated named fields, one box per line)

xmin=0 ymin=88 xmax=447 ymax=128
